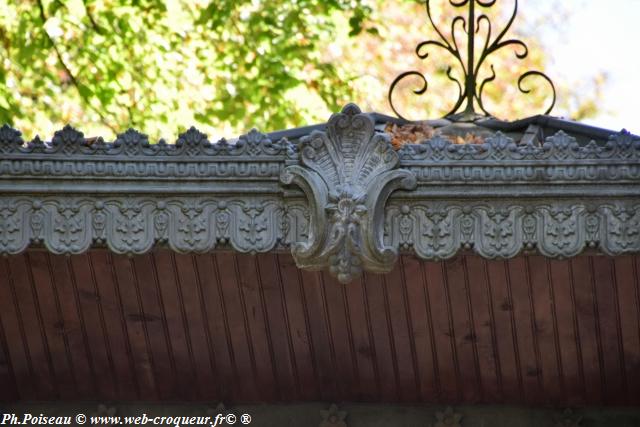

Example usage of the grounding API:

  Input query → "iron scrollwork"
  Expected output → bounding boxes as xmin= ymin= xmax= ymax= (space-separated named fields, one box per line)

xmin=389 ymin=0 xmax=556 ymax=121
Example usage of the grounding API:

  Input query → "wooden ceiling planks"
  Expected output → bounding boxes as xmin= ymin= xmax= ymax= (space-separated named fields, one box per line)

xmin=0 ymin=250 xmax=639 ymax=406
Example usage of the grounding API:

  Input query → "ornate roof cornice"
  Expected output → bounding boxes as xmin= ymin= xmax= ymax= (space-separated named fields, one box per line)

xmin=1 ymin=104 xmax=639 ymax=282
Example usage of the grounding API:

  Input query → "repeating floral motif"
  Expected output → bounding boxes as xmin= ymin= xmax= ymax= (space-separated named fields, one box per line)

xmin=474 ymin=207 xmax=524 ymax=258
xmin=0 ymin=103 xmax=639 ymax=279
xmin=600 ymin=206 xmax=640 ymax=255
xmin=168 ymin=200 xmax=217 ymax=253
xmin=399 ymin=130 xmax=640 ymax=184
xmin=0 ymin=125 xmax=287 ymax=157
xmin=0 ymin=124 xmax=23 ymax=153
xmin=399 ymin=129 xmax=640 ymax=162
xmin=0 ymin=127 xmax=287 ymax=181
xmin=384 ymin=202 xmax=640 ymax=261
xmin=0 ymin=200 xmax=26 ymax=254
xmin=0 ymin=197 xmax=283 ymax=255
xmin=537 ymin=207 xmax=585 ymax=257
xmin=47 ymin=199 xmax=93 ymax=255
xmin=3 ymin=198 xmax=636 ymax=262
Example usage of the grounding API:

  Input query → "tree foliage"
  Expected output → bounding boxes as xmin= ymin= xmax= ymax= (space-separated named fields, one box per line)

xmin=0 ymin=0 xmax=604 ymax=140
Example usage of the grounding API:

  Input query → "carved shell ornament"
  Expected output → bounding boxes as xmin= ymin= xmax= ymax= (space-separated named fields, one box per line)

xmin=281 ymin=104 xmax=417 ymax=283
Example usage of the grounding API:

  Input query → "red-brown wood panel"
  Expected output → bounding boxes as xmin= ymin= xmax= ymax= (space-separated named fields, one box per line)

xmin=213 ymin=252 xmax=259 ymax=401
xmin=255 ymin=253 xmax=298 ymax=400
xmin=234 ymin=254 xmax=278 ymax=400
xmin=506 ymin=257 xmax=542 ymax=404
xmin=300 ymin=265 xmax=340 ymax=401
xmin=528 ymin=256 xmax=563 ymax=404
xmin=22 ymin=252 xmax=68 ymax=399
xmin=1 ymin=250 xmax=640 ymax=407
xmin=384 ymin=261 xmax=420 ymax=402
xmin=548 ymin=259 xmax=583 ymax=405
xmin=613 ymin=256 xmax=640 ymax=405
xmin=173 ymin=253 xmax=221 ymax=400
xmin=153 ymin=251 xmax=198 ymax=400
xmin=443 ymin=256 xmax=481 ymax=403
xmin=195 ymin=253 xmax=238 ymax=401
xmin=111 ymin=255 xmax=158 ymax=398
xmin=315 ymin=270 xmax=357 ymax=401
xmin=9 ymin=254 xmax=57 ymax=398
xmin=68 ymin=254 xmax=117 ymax=399
xmin=0 ymin=258 xmax=20 ymax=400
xmin=88 ymin=251 xmax=139 ymax=400
xmin=277 ymin=255 xmax=319 ymax=400
xmin=569 ymin=256 xmax=604 ymax=404
xmin=591 ymin=256 xmax=626 ymax=403
xmin=423 ymin=261 xmax=460 ymax=402
xmin=362 ymin=272 xmax=398 ymax=402
xmin=130 ymin=254 xmax=175 ymax=400
xmin=465 ymin=256 xmax=501 ymax=402
xmin=486 ymin=259 xmax=522 ymax=403
xmin=402 ymin=256 xmax=438 ymax=402
xmin=343 ymin=274 xmax=377 ymax=401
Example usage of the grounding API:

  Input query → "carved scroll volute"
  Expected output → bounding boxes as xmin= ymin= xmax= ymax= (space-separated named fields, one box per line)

xmin=281 ymin=104 xmax=417 ymax=283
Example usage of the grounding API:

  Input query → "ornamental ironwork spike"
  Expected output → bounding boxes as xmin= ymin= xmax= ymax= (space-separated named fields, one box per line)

xmin=388 ymin=0 xmax=556 ymax=122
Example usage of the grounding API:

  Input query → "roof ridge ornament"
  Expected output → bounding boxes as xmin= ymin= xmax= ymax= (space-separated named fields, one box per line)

xmin=281 ymin=104 xmax=417 ymax=283
xmin=388 ymin=0 xmax=556 ymax=122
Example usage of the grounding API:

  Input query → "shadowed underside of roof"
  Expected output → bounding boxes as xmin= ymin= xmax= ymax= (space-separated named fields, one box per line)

xmin=1 ymin=249 xmax=639 ymax=406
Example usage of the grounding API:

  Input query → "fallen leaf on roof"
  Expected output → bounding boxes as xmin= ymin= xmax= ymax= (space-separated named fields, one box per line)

xmin=385 ymin=122 xmax=485 ymax=149
xmin=385 ymin=122 xmax=437 ymax=150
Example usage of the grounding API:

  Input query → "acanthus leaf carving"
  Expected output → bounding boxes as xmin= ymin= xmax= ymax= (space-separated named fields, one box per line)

xmin=600 ymin=205 xmax=640 ymax=255
xmin=46 ymin=199 xmax=93 ymax=254
xmin=51 ymin=125 xmax=86 ymax=155
xmin=473 ymin=207 xmax=524 ymax=258
xmin=105 ymin=199 xmax=155 ymax=255
xmin=167 ymin=200 xmax=217 ymax=253
xmin=416 ymin=206 xmax=461 ymax=259
xmin=0 ymin=200 xmax=30 ymax=254
xmin=175 ymin=126 xmax=211 ymax=156
xmin=0 ymin=124 xmax=23 ymax=153
xmin=26 ymin=135 xmax=47 ymax=153
xmin=397 ymin=129 xmax=640 ymax=163
xmin=281 ymin=103 xmax=417 ymax=283
xmin=228 ymin=199 xmax=281 ymax=253
xmin=537 ymin=206 xmax=586 ymax=258
xmin=112 ymin=128 xmax=149 ymax=155
xmin=233 ymin=129 xmax=286 ymax=156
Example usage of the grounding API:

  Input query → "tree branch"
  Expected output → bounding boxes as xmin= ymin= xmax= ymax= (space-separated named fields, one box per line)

xmin=81 ymin=0 xmax=104 ymax=34
xmin=36 ymin=0 xmax=117 ymax=133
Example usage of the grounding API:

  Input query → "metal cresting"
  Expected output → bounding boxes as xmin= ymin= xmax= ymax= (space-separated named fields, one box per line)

xmin=388 ymin=0 xmax=557 ymax=121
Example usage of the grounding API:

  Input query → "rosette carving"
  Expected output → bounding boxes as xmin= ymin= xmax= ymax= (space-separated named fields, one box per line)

xmin=281 ymin=104 xmax=417 ymax=283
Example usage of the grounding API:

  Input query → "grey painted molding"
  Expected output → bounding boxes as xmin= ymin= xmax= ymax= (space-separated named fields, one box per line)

xmin=281 ymin=104 xmax=416 ymax=283
xmin=1 ymin=104 xmax=640 ymax=282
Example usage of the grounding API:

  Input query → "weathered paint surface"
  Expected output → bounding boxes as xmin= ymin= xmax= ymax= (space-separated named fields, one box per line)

xmin=1 ymin=249 xmax=639 ymax=406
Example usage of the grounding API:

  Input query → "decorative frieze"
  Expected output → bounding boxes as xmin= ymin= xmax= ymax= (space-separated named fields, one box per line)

xmin=2 ymin=197 xmax=637 ymax=266
xmin=1 ymin=103 xmax=639 ymax=281
xmin=0 ymin=197 xmax=284 ymax=256
xmin=384 ymin=202 xmax=640 ymax=260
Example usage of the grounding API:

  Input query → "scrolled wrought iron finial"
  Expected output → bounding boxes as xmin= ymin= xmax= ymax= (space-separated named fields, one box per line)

xmin=388 ymin=0 xmax=556 ymax=121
